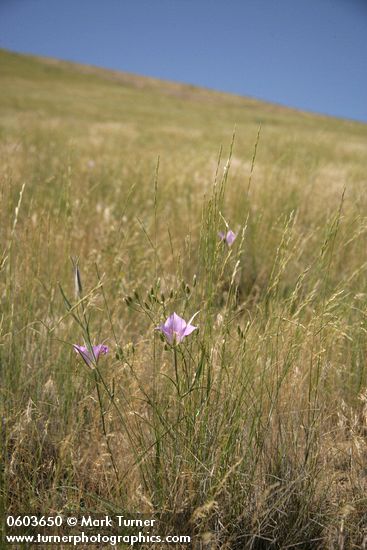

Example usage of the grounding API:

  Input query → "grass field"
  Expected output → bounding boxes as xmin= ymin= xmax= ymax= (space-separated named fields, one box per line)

xmin=2 ymin=48 xmax=367 ymax=548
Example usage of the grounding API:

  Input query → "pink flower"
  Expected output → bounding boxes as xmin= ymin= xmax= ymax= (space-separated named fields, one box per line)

xmin=73 ymin=344 xmax=109 ymax=368
xmin=219 ymin=229 xmax=237 ymax=246
xmin=156 ymin=312 xmax=198 ymax=345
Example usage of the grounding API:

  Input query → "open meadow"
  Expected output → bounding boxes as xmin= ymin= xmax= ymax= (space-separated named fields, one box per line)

xmin=2 ymin=49 xmax=367 ymax=548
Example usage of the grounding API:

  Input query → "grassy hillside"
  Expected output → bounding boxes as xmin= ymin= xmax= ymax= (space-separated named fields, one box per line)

xmin=1 ymin=48 xmax=367 ymax=548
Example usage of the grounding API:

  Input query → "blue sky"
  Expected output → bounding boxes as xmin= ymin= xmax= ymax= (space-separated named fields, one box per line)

xmin=0 ymin=0 xmax=366 ymax=122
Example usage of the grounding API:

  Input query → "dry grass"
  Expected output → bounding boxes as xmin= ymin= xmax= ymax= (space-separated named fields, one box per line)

xmin=1 ymin=48 xmax=367 ymax=548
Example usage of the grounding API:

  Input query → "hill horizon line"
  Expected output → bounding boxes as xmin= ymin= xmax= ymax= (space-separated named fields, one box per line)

xmin=2 ymin=47 xmax=365 ymax=126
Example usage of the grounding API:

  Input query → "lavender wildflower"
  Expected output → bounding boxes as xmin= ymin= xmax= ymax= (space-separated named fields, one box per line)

xmin=219 ymin=229 xmax=237 ymax=246
xmin=73 ymin=344 xmax=109 ymax=369
xmin=156 ymin=312 xmax=198 ymax=345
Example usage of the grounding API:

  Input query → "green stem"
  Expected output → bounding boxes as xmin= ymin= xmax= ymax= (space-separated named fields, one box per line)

xmin=173 ymin=346 xmax=180 ymax=396
xmin=93 ymin=370 xmax=120 ymax=486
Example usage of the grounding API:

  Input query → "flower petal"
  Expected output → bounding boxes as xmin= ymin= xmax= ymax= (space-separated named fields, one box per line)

xmin=93 ymin=345 xmax=109 ymax=360
xmin=183 ymin=324 xmax=197 ymax=337
xmin=162 ymin=326 xmax=175 ymax=345
xmin=73 ymin=345 xmax=92 ymax=367
xmin=226 ymin=230 xmax=236 ymax=246
xmin=171 ymin=313 xmax=186 ymax=334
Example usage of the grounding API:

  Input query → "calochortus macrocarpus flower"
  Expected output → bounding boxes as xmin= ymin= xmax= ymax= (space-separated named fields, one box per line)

xmin=156 ymin=312 xmax=198 ymax=345
xmin=73 ymin=344 xmax=109 ymax=368
xmin=219 ymin=229 xmax=237 ymax=246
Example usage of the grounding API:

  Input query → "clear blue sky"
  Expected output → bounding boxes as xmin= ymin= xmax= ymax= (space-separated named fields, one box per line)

xmin=0 ymin=0 xmax=366 ymax=122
